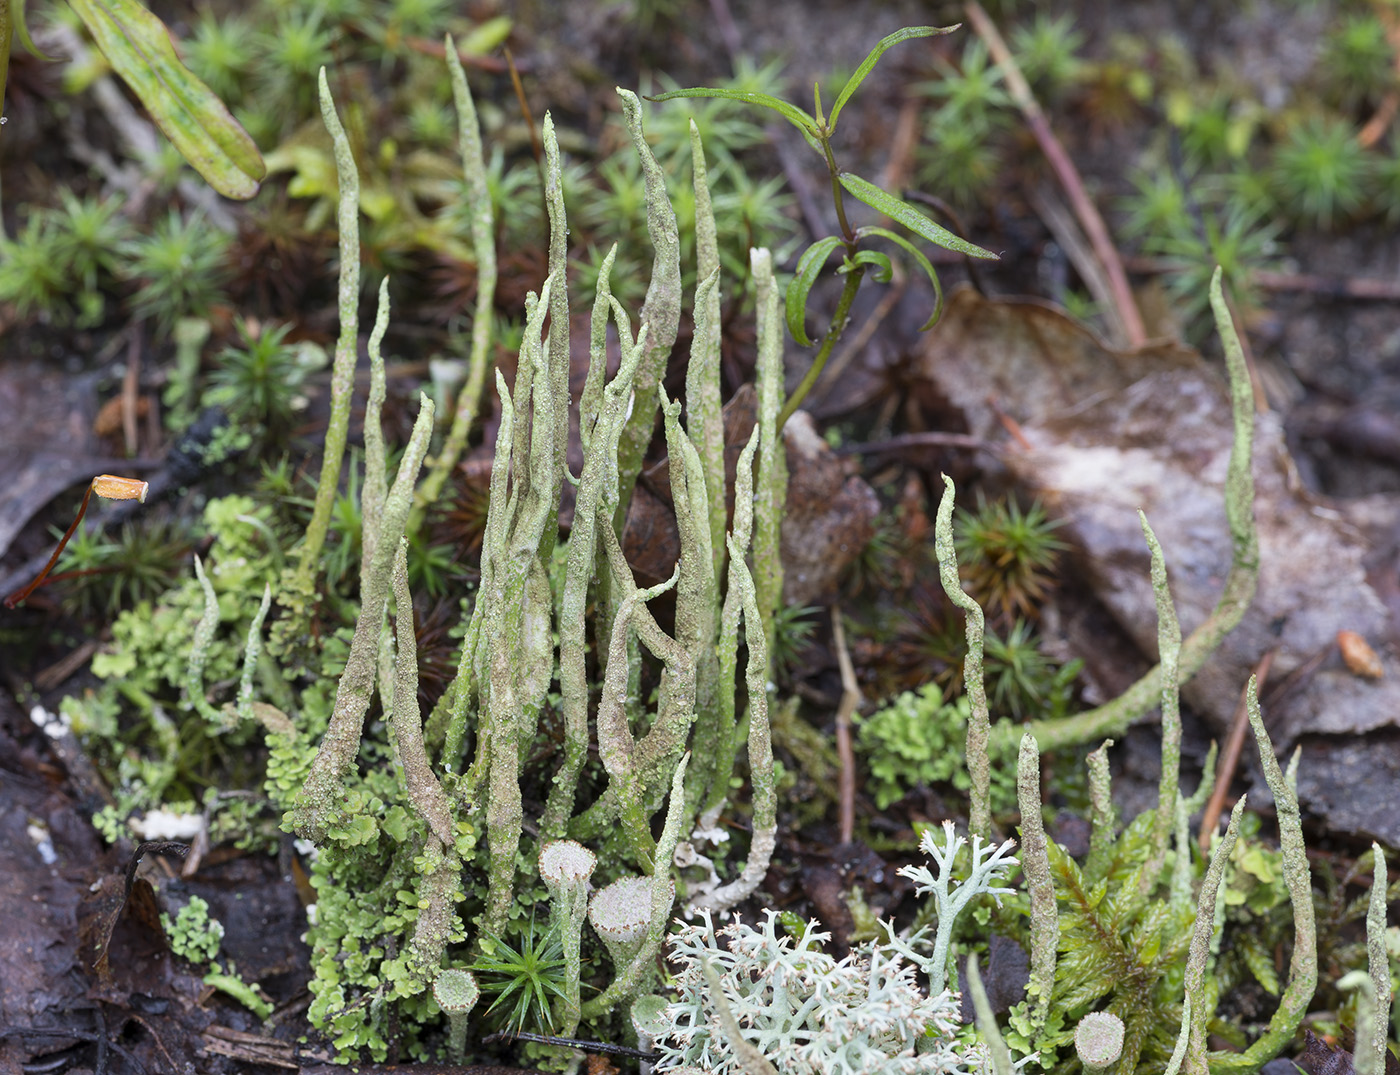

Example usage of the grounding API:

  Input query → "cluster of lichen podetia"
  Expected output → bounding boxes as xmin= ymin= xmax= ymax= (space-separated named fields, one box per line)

xmin=184 ymin=34 xmax=785 ymax=1060
xmin=176 ymin=27 xmax=1398 ymax=1072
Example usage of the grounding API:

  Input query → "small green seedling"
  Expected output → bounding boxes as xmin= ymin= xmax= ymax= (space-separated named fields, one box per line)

xmin=5 ymin=474 xmax=149 ymax=608
xmin=650 ymin=25 xmax=1000 ymax=428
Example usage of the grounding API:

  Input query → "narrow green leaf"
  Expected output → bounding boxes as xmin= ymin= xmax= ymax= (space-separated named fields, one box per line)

xmin=840 ymin=172 xmax=998 ymax=260
xmin=456 ymin=15 xmax=511 ymax=54
xmin=854 ymin=225 xmax=945 ymax=329
xmin=14 ymin=0 xmax=55 ymax=61
xmin=784 ymin=236 xmax=843 ymax=346
xmin=827 ymin=25 xmax=959 ymax=132
xmin=67 ymin=0 xmax=266 ymax=199
xmin=843 ymin=249 xmax=893 ymax=283
xmin=647 ymin=86 xmax=817 ymax=137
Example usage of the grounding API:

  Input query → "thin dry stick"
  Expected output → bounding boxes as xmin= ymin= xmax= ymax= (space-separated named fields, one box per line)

xmin=1126 ymin=258 xmax=1400 ymax=302
xmin=4 ymin=475 xmax=149 ymax=607
xmin=1199 ymin=648 xmax=1274 ymax=851
xmin=834 ymin=431 xmax=998 ymax=457
xmin=122 ymin=330 xmax=141 ymax=458
xmin=964 ymin=1 xmax=1146 ymax=348
xmin=830 ymin=606 xmax=861 ymax=845
xmin=1359 ymin=6 xmax=1400 ymax=148
xmin=1028 ymin=185 xmax=1130 ymax=347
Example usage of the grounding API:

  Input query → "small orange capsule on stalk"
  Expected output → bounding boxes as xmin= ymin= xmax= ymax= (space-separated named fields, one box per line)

xmin=90 ymin=474 xmax=149 ymax=503
xmin=4 ymin=474 xmax=150 ymax=608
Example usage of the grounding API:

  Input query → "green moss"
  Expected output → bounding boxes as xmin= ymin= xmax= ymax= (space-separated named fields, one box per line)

xmin=162 ymin=894 xmax=225 ymax=964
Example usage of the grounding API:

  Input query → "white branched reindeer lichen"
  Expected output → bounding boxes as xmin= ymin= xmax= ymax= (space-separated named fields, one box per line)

xmin=648 ymin=822 xmax=1018 ymax=1075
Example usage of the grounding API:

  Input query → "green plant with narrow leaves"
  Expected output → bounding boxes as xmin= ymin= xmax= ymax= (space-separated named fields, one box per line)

xmin=955 ymin=494 xmax=1067 ymax=624
xmin=123 ymin=210 xmax=233 ymax=331
xmin=470 ymin=919 xmax=570 ymax=1035
xmin=0 ymin=216 xmax=68 ymax=322
xmin=1269 ymin=115 xmax=1371 ymax=230
xmin=1319 ymin=12 xmax=1395 ymax=111
xmin=650 ymin=25 xmax=1000 ymax=430
xmin=208 ymin=320 xmax=324 ymax=444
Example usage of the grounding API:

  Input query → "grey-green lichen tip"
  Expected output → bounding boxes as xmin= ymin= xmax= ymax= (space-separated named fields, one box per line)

xmin=1076 ymin=1011 xmax=1126 ymax=1072
xmin=540 ymin=839 xmax=597 ymax=885
xmin=432 ymin=967 xmax=479 ymax=1013
xmin=589 ymin=875 xmax=657 ymax=945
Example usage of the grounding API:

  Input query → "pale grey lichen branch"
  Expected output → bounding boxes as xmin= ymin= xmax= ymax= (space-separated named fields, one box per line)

xmin=542 ymin=111 xmax=572 ymax=546
xmin=287 ymin=392 xmax=437 ymax=844
xmin=935 ymin=474 xmax=991 ymax=839
xmin=235 ymin=583 xmax=272 ymax=724
xmin=1084 ymin=738 xmax=1116 ymax=881
xmin=390 ymin=538 xmax=454 ymax=848
xmin=1017 ymin=732 xmax=1056 ymax=1032
xmin=543 ymin=277 xmax=646 ymax=839
xmin=186 ymin=555 xmax=223 ymax=726
xmin=1140 ymin=510 xmax=1182 ymax=894
xmin=615 ymin=88 xmax=681 ymax=524
xmin=1183 ymin=797 xmax=1245 ymax=1075
xmin=687 ymin=528 xmax=774 ymax=915
xmin=688 ymin=119 xmax=726 ymax=583
xmin=896 ymin=819 xmax=1018 ymax=996
xmin=1363 ymin=843 xmax=1392 ymax=1075
xmin=1215 ymin=676 xmax=1315 ymax=1073
xmin=361 ymin=278 xmax=390 ymax=581
xmin=1000 ymin=265 xmax=1259 ymax=757
xmin=700 ymin=427 xmax=760 ymax=822
xmin=660 ymin=385 xmax=720 ymax=829
xmin=751 ymin=247 xmax=786 ymax=658
xmin=596 ymin=567 xmax=682 ymax=871
xmin=289 ymin=69 xmax=362 ymax=595
xmin=417 ymin=36 xmax=497 ymax=515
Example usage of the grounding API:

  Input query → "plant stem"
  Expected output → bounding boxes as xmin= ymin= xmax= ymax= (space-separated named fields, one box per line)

xmin=776 ymin=264 xmax=864 ymax=431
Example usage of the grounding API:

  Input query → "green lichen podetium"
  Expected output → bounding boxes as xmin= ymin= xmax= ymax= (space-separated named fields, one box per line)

xmin=270 ymin=69 xmax=364 ymax=660
xmin=992 ymin=265 xmax=1259 ymax=757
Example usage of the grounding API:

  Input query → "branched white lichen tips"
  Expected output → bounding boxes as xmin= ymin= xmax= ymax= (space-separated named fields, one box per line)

xmin=432 ymin=967 xmax=480 ymax=1014
xmin=589 ymin=875 xmax=661 ymax=945
xmin=539 ymin=839 xmax=597 ymax=887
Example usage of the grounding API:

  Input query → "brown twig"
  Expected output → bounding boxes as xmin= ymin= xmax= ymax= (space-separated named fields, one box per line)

xmin=1125 ymin=256 xmax=1400 ymax=302
xmin=1199 ymin=649 xmax=1274 ymax=851
xmin=122 ymin=329 xmax=141 ymax=458
xmin=1028 ymin=184 xmax=1133 ymax=345
xmin=1359 ymin=4 xmax=1400 ymax=148
xmin=34 ymin=640 xmax=102 ymax=692
xmin=504 ymin=48 xmax=541 ymax=167
xmin=835 ymin=430 xmax=1000 ymax=457
xmin=986 ymin=394 xmax=1034 ymax=450
xmin=964 ymin=2 xmax=1146 ymax=348
xmin=831 ymin=606 xmax=861 ymax=846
